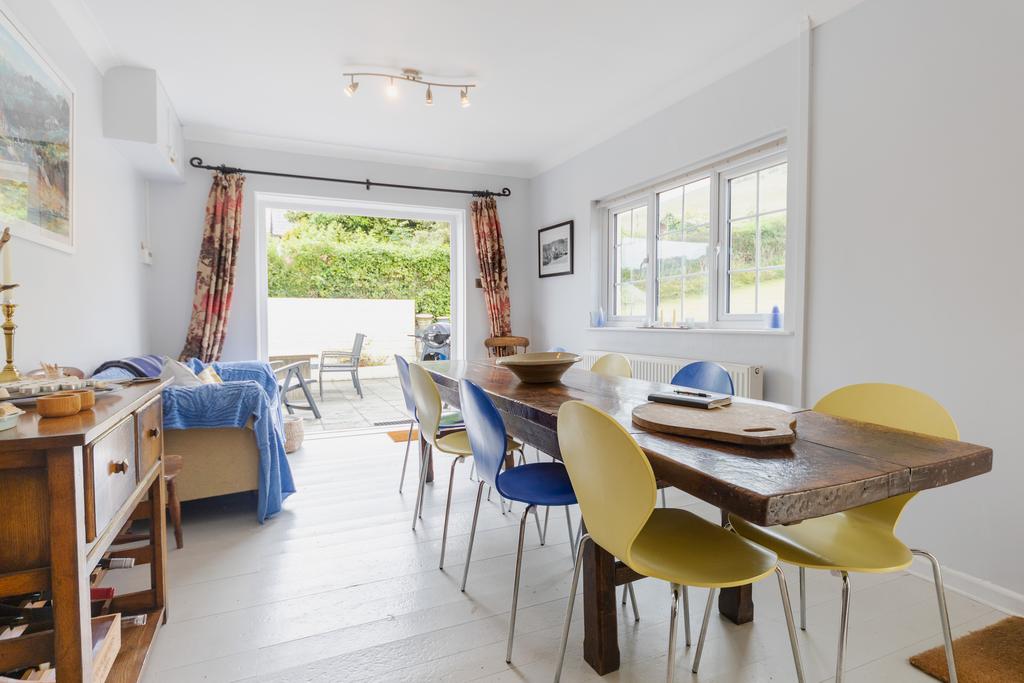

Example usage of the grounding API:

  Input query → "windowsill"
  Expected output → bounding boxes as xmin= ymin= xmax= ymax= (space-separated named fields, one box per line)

xmin=586 ymin=326 xmax=794 ymax=336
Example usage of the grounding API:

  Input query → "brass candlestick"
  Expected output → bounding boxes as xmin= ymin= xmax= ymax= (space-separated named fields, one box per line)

xmin=0 ymin=303 xmax=19 ymax=382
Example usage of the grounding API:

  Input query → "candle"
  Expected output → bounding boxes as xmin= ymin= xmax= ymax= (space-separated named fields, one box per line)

xmin=2 ymin=240 xmax=10 ymax=304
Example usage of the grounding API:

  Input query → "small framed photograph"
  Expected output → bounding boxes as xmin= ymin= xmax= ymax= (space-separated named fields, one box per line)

xmin=537 ymin=220 xmax=573 ymax=278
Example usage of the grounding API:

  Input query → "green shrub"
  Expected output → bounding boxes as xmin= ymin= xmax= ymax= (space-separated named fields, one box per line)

xmin=268 ymin=213 xmax=451 ymax=318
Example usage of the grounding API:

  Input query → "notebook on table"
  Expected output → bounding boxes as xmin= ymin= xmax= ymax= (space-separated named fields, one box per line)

xmin=647 ymin=389 xmax=733 ymax=409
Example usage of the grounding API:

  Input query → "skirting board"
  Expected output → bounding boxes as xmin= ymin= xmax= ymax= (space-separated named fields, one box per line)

xmin=910 ymin=556 xmax=1024 ymax=617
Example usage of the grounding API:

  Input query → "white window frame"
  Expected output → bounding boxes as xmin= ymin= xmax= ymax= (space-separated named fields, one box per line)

xmin=716 ymin=151 xmax=788 ymax=326
xmin=605 ymin=196 xmax=654 ymax=322
xmin=599 ymin=142 xmax=788 ymax=330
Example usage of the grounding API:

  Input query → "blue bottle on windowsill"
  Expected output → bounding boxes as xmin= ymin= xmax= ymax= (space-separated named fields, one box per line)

xmin=770 ymin=305 xmax=782 ymax=329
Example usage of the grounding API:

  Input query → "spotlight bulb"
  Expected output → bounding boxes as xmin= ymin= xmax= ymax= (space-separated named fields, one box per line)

xmin=460 ymin=88 xmax=470 ymax=108
xmin=386 ymin=77 xmax=398 ymax=98
xmin=425 ymin=85 xmax=434 ymax=106
xmin=344 ymin=78 xmax=359 ymax=97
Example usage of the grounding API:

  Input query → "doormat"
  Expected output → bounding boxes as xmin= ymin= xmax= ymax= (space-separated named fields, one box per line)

xmin=387 ymin=428 xmax=417 ymax=443
xmin=910 ymin=616 xmax=1024 ymax=682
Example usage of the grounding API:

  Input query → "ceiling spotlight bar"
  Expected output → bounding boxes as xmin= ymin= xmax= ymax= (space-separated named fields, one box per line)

xmin=342 ymin=68 xmax=475 ymax=106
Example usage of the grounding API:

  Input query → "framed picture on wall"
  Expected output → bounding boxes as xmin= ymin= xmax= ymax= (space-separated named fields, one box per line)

xmin=0 ymin=6 xmax=75 ymax=253
xmin=538 ymin=220 xmax=573 ymax=278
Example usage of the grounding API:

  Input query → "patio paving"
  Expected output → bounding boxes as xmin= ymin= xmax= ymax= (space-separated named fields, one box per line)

xmin=283 ymin=376 xmax=411 ymax=432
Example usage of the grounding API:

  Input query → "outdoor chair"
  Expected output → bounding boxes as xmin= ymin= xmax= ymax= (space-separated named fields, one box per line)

xmin=274 ymin=360 xmax=322 ymax=419
xmin=319 ymin=333 xmax=366 ymax=399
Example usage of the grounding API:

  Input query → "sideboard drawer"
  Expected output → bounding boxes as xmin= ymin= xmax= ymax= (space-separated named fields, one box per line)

xmin=85 ymin=416 xmax=137 ymax=542
xmin=135 ymin=396 xmax=163 ymax=477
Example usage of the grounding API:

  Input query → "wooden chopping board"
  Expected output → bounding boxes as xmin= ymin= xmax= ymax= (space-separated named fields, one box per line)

xmin=632 ymin=401 xmax=797 ymax=447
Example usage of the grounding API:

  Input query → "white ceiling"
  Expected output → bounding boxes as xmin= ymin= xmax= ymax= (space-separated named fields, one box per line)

xmin=68 ymin=0 xmax=863 ymax=177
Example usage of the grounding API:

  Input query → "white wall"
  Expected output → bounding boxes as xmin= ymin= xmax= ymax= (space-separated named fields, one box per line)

xmin=145 ymin=140 xmax=531 ymax=362
xmin=528 ymin=43 xmax=804 ymax=404
xmin=267 ymin=297 xmax=416 ymax=368
xmin=1 ymin=0 xmax=147 ymax=373
xmin=805 ymin=0 xmax=1024 ymax=600
xmin=527 ymin=0 xmax=1024 ymax=601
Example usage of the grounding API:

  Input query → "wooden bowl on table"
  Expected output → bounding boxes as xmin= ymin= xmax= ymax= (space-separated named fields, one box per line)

xmin=496 ymin=352 xmax=582 ymax=384
xmin=36 ymin=392 xmax=82 ymax=418
xmin=70 ymin=388 xmax=96 ymax=409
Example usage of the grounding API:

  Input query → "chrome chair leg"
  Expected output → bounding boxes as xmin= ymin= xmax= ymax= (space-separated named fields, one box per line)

xmin=661 ymin=488 xmax=667 ymax=508
xmin=438 ymin=456 xmax=463 ymax=569
xmin=776 ymin=567 xmax=806 ymax=683
xmin=668 ymin=583 xmax=681 ymax=683
xmin=398 ymin=423 xmax=414 ymax=492
xmin=836 ymin=571 xmax=851 ymax=683
xmin=416 ymin=444 xmax=432 ymax=520
xmin=564 ymin=507 xmax=576 ymax=564
xmin=683 ymin=585 xmax=691 ymax=646
xmin=627 ymin=583 xmax=640 ymax=623
xmin=554 ymin=533 xmax=589 ymax=683
xmin=468 ymin=460 xmax=476 ymax=481
xmin=912 ymin=549 xmax=958 ymax=683
xmin=799 ymin=566 xmax=807 ymax=630
xmin=460 ymin=481 xmax=485 ymax=591
xmin=411 ymin=444 xmax=431 ymax=530
xmin=532 ymin=506 xmax=545 ymax=544
xmin=507 ymin=504 xmax=534 ymax=663
xmin=692 ymin=587 xmax=717 ymax=673
xmin=541 ymin=506 xmax=551 ymax=545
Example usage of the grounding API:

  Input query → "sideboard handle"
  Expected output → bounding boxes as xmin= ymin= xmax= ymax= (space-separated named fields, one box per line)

xmin=149 ymin=427 xmax=161 ymax=438
xmin=110 ymin=460 xmax=129 ymax=475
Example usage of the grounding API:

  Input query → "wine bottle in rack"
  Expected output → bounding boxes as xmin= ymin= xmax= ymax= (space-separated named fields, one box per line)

xmin=97 ymin=556 xmax=135 ymax=569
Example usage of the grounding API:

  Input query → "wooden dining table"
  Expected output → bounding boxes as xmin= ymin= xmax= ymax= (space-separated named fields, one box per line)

xmin=421 ymin=359 xmax=993 ymax=676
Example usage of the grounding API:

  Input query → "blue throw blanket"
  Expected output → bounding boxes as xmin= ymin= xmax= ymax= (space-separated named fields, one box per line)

xmin=92 ymin=354 xmax=163 ymax=378
xmin=91 ymin=357 xmax=296 ymax=523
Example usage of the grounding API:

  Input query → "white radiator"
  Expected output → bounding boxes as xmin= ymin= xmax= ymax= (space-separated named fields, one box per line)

xmin=581 ymin=350 xmax=764 ymax=400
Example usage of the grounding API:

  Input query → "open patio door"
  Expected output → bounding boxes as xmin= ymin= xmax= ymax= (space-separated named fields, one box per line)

xmin=255 ymin=192 xmax=466 ymax=433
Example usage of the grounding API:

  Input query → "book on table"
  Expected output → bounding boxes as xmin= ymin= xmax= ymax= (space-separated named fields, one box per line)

xmin=647 ymin=389 xmax=733 ymax=409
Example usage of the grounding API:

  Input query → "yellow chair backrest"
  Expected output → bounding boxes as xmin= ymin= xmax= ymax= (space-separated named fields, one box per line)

xmin=591 ymin=353 xmax=632 ymax=378
xmin=813 ymin=383 xmax=959 ymax=526
xmin=408 ymin=363 xmax=443 ymax=447
xmin=557 ymin=400 xmax=656 ymax=564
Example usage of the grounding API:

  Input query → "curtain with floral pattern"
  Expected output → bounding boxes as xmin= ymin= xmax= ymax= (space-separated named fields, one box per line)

xmin=179 ymin=172 xmax=246 ymax=362
xmin=470 ymin=196 xmax=512 ymax=338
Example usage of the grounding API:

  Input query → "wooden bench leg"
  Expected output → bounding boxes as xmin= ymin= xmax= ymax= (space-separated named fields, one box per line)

xmin=166 ymin=478 xmax=183 ymax=549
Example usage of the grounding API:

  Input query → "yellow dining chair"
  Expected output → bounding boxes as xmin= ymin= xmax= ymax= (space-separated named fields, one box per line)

xmin=407 ymin=363 xmax=524 ymax=568
xmin=729 ymin=383 xmax=960 ymax=683
xmin=554 ymin=401 xmax=804 ymax=683
xmin=590 ymin=352 xmax=632 ymax=378
xmin=589 ymin=349 xmax=663 ymax=619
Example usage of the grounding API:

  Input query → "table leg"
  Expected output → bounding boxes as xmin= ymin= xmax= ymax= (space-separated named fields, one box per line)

xmin=719 ymin=509 xmax=754 ymax=623
xmin=582 ymin=538 xmax=619 ymax=674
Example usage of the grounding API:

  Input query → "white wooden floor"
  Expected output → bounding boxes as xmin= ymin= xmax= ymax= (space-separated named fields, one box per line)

xmin=106 ymin=433 xmax=1007 ymax=682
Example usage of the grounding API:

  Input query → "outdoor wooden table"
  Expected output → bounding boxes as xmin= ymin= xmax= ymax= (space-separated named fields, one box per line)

xmin=421 ymin=359 xmax=993 ymax=676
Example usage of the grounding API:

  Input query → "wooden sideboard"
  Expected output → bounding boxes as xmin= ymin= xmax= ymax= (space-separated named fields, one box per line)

xmin=0 ymin=380 xmax=170 ymax=682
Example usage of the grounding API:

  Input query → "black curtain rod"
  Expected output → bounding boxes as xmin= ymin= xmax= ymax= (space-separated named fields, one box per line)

xmin=189 ymin=157 xmax=511 ymax=198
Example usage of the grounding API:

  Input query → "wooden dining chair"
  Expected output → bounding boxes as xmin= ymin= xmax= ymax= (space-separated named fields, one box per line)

xmin=554 ymin=400 xmax=804 ymax=683
xmin=728 ymin=384 xmax=960 ymax=683
xmin=484 ymin=335 xmax=529 ymax=358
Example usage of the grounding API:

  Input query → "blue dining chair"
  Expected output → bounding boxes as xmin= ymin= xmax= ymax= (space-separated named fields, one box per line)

xmin=671 ymin=361 xmax=734 ymax=395
xmin=394 ymin=355 xmax=462 ymax=493
xmin=458 ymin=379 xmax=579 ymax=663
